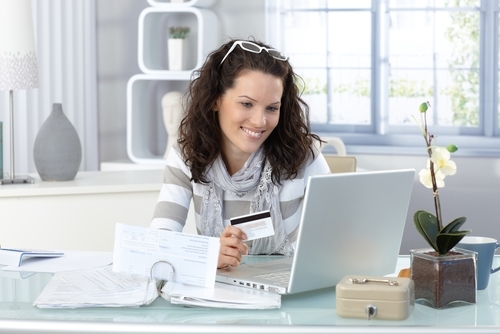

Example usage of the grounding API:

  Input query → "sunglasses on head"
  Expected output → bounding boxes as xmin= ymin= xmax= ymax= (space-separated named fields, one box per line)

xmin=220 ymin=41 xmax=288 ymax=65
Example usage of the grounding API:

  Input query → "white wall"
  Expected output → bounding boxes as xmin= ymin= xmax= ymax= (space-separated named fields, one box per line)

xmin=96 ymin=0 xmax=149 ymax=163
xmin=212 ymin=0 xmax=266 ymax=41
xmin=95 ymin=0 xmax=500 ymax=254
xmin=356 ymin=154 xmax=500 ymax=254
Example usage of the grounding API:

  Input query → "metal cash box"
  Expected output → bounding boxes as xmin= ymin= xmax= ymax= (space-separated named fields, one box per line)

xmin=336 ymin=275 xmax=414 ymax=320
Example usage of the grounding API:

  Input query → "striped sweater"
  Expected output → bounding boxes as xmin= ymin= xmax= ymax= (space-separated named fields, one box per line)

xmin=150 ymin=143 xmax=330 ymax=250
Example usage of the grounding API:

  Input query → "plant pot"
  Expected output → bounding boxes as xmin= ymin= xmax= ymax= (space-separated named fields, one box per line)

xmin=168 ymin=38 xmax=185 ymax=71
xmin=410 ymin=248 xmax=476 ymax=309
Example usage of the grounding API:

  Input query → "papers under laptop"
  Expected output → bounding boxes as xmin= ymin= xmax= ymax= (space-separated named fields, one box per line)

xmin=216 ymin=169 xmax=415 ymax=295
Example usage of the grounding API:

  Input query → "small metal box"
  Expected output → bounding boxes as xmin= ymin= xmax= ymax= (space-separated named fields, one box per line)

xmin=336 ymin=275 xmax=414 ymax=320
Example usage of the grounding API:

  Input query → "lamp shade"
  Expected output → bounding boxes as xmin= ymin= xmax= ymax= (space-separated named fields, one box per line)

xmin=0 ymin=0 xmax=39 ymax=91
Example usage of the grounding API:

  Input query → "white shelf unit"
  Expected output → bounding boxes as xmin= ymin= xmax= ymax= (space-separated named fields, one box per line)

xmin=138 ymin=6 xmax=218 ymax=75
xmin=146 ymin=0 xmax=215 ymax=8
xmin=126 ymin=5 xmax=219 ymax=165
xmin=127 ymin=74 xmax=190 ymax=164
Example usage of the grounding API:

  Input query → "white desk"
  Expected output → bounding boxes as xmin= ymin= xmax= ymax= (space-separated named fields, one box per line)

xmin=1 ymin=256 xmax=500 ymax=333
xmin=0 ymin=170 xmax=164 ymax=251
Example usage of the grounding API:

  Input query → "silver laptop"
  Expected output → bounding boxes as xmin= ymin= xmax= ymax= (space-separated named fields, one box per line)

xmin=216 ymin=169 xmax=415 ymax=295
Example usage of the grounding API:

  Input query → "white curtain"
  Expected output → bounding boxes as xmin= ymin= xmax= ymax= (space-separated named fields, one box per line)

xmin=0 ymin=0 xmax=98 ymax=175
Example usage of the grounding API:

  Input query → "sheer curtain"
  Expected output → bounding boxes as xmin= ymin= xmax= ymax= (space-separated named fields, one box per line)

xmin=0 ymin=0 xmax=98 ymax=175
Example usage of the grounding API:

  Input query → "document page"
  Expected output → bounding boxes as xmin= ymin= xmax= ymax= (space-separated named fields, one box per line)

xmin=163 ymin=282 xmax=281 ymax=309
xmin=112 ymin=224 xmax=220 ymax=288
xmin=64 ymin=265 xmax=144 ymax=295
xmin=34 ymin=266 xmax=157 ymax=309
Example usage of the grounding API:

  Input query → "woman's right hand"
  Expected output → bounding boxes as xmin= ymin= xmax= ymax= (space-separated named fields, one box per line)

xmin=217 ymin=225 xmax=249 ymax=269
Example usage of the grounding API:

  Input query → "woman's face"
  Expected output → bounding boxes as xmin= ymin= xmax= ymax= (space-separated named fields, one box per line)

xmin=216 ymin=70 xmax=283 ymax=173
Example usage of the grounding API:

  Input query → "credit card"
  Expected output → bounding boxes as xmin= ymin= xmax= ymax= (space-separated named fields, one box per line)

xmin=230 ymin=210 xmax=274 ymax=241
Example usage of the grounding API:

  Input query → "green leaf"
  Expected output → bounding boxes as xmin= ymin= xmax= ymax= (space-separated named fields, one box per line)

xmin=168 ymin=26 xmax=190 ymax=39
xmin=436 ymin=230 xmax=471 ymax=255
xmin=414 ymin=210 xmax=439 ymax=251
xmin=446 ymin=144 xmax=458 ymax=153
xmin=440 ymin=216 xmax=467 ymax=234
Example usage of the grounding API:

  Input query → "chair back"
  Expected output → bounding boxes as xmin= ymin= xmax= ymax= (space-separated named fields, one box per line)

xmin=324 ymin=156 xmax=357 ymax=173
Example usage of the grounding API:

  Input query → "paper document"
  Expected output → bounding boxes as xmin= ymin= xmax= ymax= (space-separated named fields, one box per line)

xmin=162 ymin=282 xmax=281 ymax=309
xmin=112 ymin=223 xmax=220 ymax=288
xmin=0 ymin=248 xmax=64 ymax=267
xmin=1 ymin=251 xmax=113 ymax=273
xmin=33 ymin=265 xmax=157 ymax=309
xmin=63 ymin=265 xmax=145 ymax=295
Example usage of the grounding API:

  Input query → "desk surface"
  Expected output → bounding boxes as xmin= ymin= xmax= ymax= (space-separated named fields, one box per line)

xmin=1 ymin=256 xmax=500 ymax=334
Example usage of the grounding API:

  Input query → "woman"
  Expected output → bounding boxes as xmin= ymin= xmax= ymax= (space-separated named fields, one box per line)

xmin=151 ymin=39 xmax=330 ymax=269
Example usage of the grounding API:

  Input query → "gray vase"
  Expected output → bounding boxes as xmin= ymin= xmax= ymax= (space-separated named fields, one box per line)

xmin=33 ymin=103 xmax=82 ymax=181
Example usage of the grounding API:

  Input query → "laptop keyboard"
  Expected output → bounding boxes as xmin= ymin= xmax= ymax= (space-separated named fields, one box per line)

xmin=254 ymin=271 xmax=291 ymax=284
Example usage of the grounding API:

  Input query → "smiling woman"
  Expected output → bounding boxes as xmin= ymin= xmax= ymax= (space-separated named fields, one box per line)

xmin=215 ymin=70 xmax=282 ymax=175
xmin=150 ymin=38 xmax=330 ymax=269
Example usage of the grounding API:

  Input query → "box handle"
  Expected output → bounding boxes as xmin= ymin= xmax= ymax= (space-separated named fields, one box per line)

xmin=350 ymin=277 xmax=399 ymax=286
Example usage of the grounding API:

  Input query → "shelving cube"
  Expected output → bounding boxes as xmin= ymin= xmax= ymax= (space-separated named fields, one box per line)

xmin=138 ymin=6 xmax=219 ymax=75
xmin=126 ymin=3 xmax=219 ymax=166
xmin=126 ymin=74 xmax=190 ymax=164
xmin=146 ymin=0 xmax=215 ymax=8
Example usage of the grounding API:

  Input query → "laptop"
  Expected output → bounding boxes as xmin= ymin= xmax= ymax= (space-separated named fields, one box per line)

xmin=216 ymin=169 xmax=415 ymax=295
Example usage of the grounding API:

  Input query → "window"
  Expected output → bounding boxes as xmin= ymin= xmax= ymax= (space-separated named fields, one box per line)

xmin=266 ymin=0 xmax=500 ymax=155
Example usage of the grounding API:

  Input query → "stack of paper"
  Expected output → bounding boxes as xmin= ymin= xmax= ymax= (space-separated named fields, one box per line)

xmin=162 ymin=282 xmax=281 ymax=309
xmin=31 ymin=223 xmax=282 ymax=310
xmin=33 ymin=266 xmax=157 ymax=308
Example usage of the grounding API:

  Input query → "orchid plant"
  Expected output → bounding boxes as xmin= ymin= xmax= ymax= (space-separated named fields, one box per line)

xmin=413 ymin=101 xmax=470 ymax=255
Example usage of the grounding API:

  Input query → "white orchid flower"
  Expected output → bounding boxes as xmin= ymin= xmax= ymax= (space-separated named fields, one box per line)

xmin=413 ymin=102 xmax=466 ymax=256
xmin=419 ymin=166 xmax=445 ymax=189
xmin=431 ymin=147 xmax=457 ymax=176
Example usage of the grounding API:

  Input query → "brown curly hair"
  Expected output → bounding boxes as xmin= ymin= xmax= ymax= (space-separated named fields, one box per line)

xmin=178 ymin=38 xmax=321 ymax=184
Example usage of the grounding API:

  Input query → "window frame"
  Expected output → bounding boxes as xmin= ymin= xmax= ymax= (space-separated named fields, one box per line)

xmin=266 ymin=0 xmax=500 ymax=157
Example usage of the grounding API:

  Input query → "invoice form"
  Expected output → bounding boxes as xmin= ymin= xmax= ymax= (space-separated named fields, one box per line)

xmin=112 ymin=223 xmax=220 ymax=288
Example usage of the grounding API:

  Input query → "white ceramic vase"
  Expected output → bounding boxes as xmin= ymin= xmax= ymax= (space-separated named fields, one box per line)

xmin=168 ymin=38 xmax=185 ymax=71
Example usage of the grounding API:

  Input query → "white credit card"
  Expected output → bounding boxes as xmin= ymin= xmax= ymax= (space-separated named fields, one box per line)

xmin=230 ymin=210 xmax=274 ymax=241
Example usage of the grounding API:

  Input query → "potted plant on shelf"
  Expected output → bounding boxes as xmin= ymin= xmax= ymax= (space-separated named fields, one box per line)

xmin=168 ymin=26 xmax=190 ymax=71
xmin=410 ymin=101 xmax=476 ymax=309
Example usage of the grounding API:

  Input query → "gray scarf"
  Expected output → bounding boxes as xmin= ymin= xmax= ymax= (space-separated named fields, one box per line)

xmin=200 ymin=147 xmax=293 ymax=256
